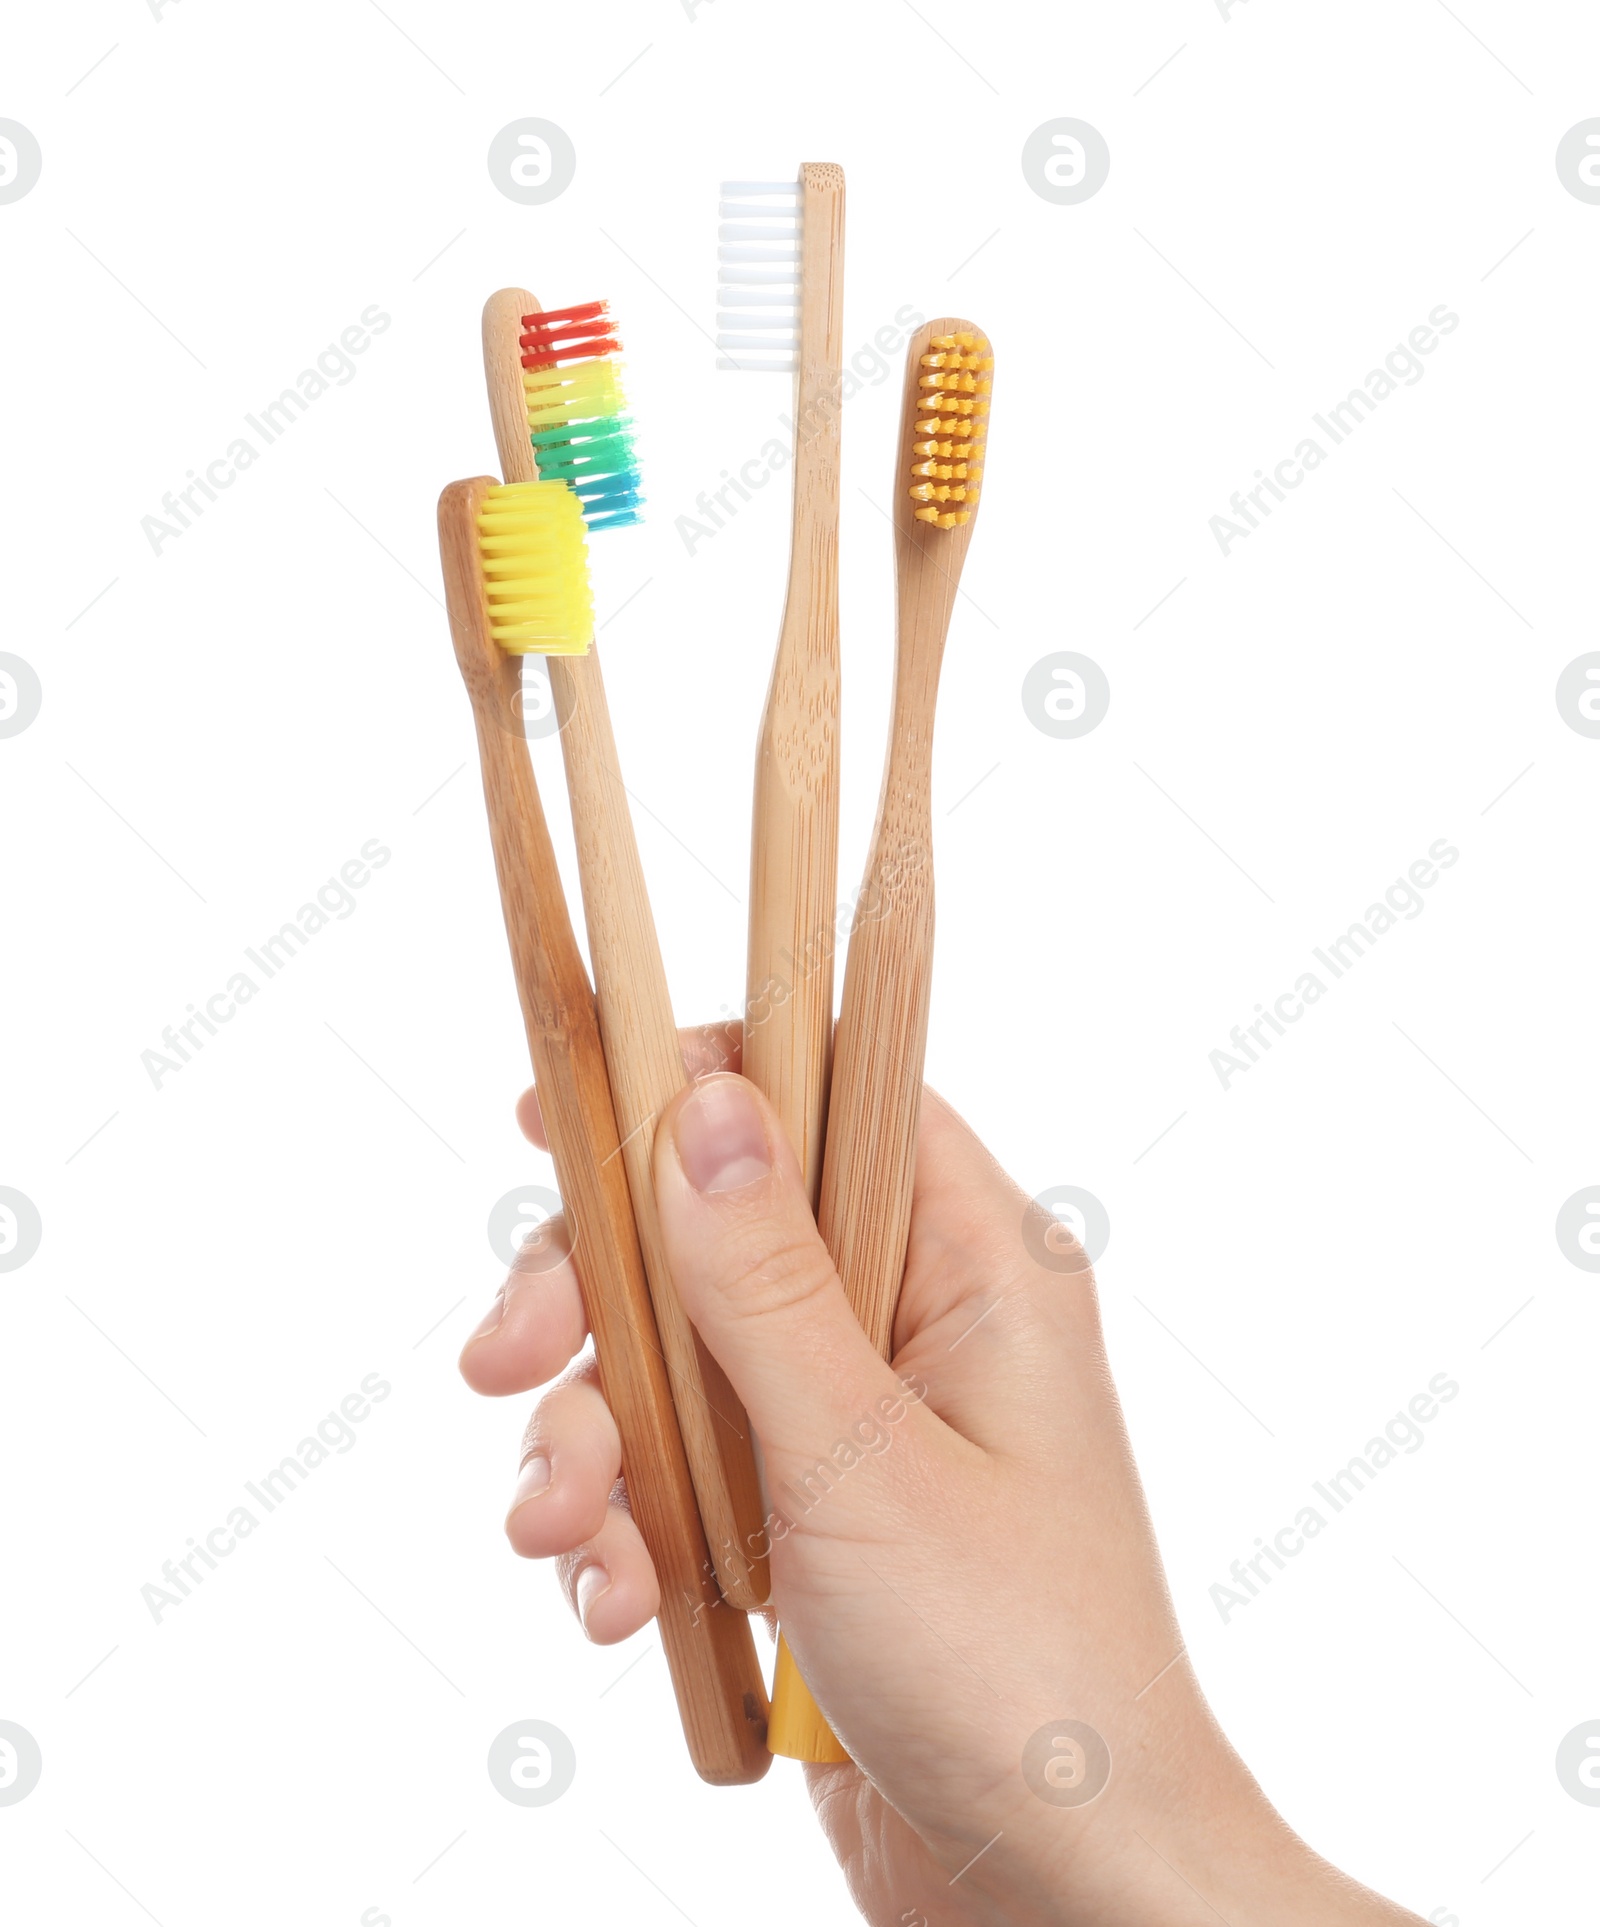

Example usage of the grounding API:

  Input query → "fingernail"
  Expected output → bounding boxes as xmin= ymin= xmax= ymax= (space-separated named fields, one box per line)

xmin=575 ymin=1562 xmax=610 ymax=1629
xmin=467 ymin=1285 xmax=507 ymax=1344
xmin=674 ymin=1076 xmax=772 ymax=1195
xmin=510 ymin=1454 xmax=551 ymax=1510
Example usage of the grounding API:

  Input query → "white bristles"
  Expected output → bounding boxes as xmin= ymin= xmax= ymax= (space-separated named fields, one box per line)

xmin=718 ymin=289 xmax=797 ymax=308
xmin=717 ymin=313 xmax=795 ymax=331
xmin=718 ymin=334 xmax=799 ymax=351
xmin=718 ymin=173 xmax=802 ymax=372
xmin=718 ymin=202 xmax=799 ymax=222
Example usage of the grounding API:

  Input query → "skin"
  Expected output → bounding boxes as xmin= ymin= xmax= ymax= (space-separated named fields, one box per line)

xmin=461 ymin=1024 xmax=1425 ymax=1926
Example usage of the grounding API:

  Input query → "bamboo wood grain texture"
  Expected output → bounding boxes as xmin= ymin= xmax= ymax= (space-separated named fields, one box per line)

xmin=481 ymin=289 xmax=769 ymax=1611
xmin=817 ymin=318 xmax=993 ymax=1357
xmin=745 ymin=163 xmax=845 ymax=1204
xmin=437 ymin=478 xmax=769 ymax=1785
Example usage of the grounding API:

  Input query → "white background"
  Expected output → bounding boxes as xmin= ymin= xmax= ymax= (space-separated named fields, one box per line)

xmin=2 ymin=1 xmax=1597 ymax=1921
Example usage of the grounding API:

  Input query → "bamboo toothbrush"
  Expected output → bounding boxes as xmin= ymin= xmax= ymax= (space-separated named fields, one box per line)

xmin=772 ymin=321 xmax=988 ymax=1760
xmin=800 ymin=322 xmax=990 ymax=1752
xmin=717 ymin=166 xmax=844 ymax=1199
xmin=718 ymin=167 xmax=846 ymax=1762
xmin=820 ymin=319 xmax=990 ymax=1345
xmin=436 ymin=475 xmax=769 ymax=1784
xmin=481 ymin=288 xmax=770 ymax=1613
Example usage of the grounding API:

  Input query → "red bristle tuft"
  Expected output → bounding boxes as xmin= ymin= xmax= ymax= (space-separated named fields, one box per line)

xmin=519 ymin=331 xmax=622 ymax=370
xmin=522 ymin=325 xmax=617 ymax=353
xmin=516 ymin=300 xmax=620 ymax=370
xmin=520 ymin=299 xmax=608 ymax=332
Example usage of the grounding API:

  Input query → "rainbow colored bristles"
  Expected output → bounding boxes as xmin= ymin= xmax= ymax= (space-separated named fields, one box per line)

xmin=908 ymin=331 xmax=992 ymax=528
xmin=475 ymin=481 xmax=594 ymax=655
xmin=519 ymin=301 xmax=643 ymax=532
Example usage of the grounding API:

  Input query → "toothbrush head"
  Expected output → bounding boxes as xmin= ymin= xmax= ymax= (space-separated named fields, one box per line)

xmin=518 ymin=301 xmax=643 ymax=531
xmin=908 ymin=331 xmax=992 ymax=528
xmin=474 ymin=479 xmax=595 ymax=655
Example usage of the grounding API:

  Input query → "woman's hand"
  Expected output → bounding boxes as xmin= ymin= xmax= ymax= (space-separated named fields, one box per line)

xmin=461 ymin=1025 xmax=1423 ymax=1926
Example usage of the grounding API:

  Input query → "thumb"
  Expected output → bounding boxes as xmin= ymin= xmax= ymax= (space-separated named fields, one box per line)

xmin=653 ymin=1073 xmax=906 ymax=1466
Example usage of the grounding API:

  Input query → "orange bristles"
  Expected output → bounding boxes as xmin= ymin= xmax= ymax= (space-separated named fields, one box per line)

xmin=909 ymin=331 xmax=992 ymax=527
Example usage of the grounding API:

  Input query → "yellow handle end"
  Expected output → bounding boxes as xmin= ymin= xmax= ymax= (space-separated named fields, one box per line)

xmin=767 ymin=1634 xmax=851 ymax=1762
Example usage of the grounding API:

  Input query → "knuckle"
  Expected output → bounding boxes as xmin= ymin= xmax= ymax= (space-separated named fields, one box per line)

xmin=715 ymin=1230 xmax=839 ymax=1322
xmin=519 ymin=1357 xmax=600 ymax=1452
xmin=509 ymin=1210 xmax=571 ymax=1278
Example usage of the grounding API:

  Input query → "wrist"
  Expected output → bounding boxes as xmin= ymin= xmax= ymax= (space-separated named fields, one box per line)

xmin=942 ymin=1713 xmax=1423 ymax=1927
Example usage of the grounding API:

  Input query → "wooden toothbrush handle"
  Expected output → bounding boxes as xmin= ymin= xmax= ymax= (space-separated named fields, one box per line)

xmin=816 ymin=783 xmax=934 ymax=1357
xmin=440 ymin=483 xmax=769 ymax=1785
xmin=550 ymin=650 xmax=770 ymax=1611
xmin=746 ymin=700 xmax=840 ymax=1202
xmin=745 ymin=163 xmax=844 ymax=1202
xmin=819 ymin=313 xmax=983 ymax=1353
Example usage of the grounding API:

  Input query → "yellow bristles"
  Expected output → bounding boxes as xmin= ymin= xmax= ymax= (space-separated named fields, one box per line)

xmin=918 ymin=371 xmax=990 ymax=396
xmin=522 ymin=359 xmax=627 ymax=431
xmin=908 ymin=331 xmax=991 ymax=528
xmin=916 ymin=396 xmax=989 ymax=420
xmin=475 ymin=481 xmax=595 ymax=654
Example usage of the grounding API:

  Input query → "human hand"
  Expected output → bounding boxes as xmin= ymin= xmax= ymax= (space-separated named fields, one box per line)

xmin=461 ymin=1025 xmax=1423 ymax=1926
